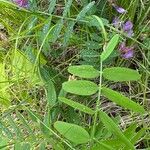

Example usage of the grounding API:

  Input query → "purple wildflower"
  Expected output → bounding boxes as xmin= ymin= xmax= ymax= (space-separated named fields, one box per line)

xmin=119 ymin=42 xmax=126 ymax=50
xmin=114 ymin=6 xmax=127 ymax=14
xmin=13 ymin=0 xmax=28 ymax=8
xmin=119 ymin=42 xmax=134 ymax=59
xmin=123 ymin=21 xmax=133 ymax=31
xmin=126 ymin=29 xmax=134 ymax=37
xmin=122 ymin=21 xmax=134 ymax=37
xmin=112 ymin=17 xmax=121 ymax=28
xmin=122 ymin=50 xmax=134 ymax=59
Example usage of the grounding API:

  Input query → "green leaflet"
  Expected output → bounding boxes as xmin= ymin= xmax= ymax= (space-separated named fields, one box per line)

xmin=103 ymin=67 xmax=141 ymax=81
xmin=100 ymin=34 xmax=119 ymax=62
xmin=99 ymin=111 xmax=134 ymax=150
xmin=54 ymin=121 xmax=90 ymax=144
xmin=68 ymin=65 xmax=100 ymax=78
xmin=63 ymin=80 xmax=98 ymax=96
xmin=101 ymin=87 xmax=145 ymax=114
xmin=59 ymin=97 xmax=95 ymax=115
xmin=92 ymin=15 xmax=107 ymax=42
xmin=49 ymin=0 xmax=72 ymax=43
xmin=48 ymin=0 xmax=57 ymax=14
xmin=77 ymin=1 xmax=95 ymax=21
xmin=63 ymin=0 xmax=73 ymax=17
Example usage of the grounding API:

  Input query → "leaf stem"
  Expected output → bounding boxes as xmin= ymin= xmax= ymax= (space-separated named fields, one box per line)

xmin=91 ymin=60 xmax=103 ymax=138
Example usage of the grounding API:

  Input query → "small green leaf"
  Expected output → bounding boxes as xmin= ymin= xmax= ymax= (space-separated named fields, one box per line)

xmin=103 ymin=67 xmax=141 ymax=81
xmin=54 ymin=121 xmax=90 ymax=144
xmin=101 ymin=87 xmax=145 ymax=114
xmin=92 ymin=15 xmax=107 ymax=42
xmin=99 ymin=111 xmax=134 ymax=150
xmin=62 ymin=80 xmax=98 ymax=95
xmin=48 ymin=0 xmax=56 ymax=14
xmin=101 ymin=34 xmax=119 ymax=62
xmin=77 ymin=1 xmax=95 ymax=21
xmin=59 ymin=97 xmax=95 ymax=115
xmin=68 ymin=65 xmax=100 ymax=78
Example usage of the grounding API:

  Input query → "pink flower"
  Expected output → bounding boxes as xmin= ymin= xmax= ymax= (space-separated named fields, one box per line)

xmin=13 ymin=0 xmax=28 ymax=8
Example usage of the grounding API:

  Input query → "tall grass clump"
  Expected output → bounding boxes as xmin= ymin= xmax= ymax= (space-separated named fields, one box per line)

xmin=0 ymin=0 xmax=149 ymax=149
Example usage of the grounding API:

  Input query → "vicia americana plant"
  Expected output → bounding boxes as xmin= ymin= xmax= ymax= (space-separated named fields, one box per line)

xmin=60 ymin=32 xmax=145 ymax=149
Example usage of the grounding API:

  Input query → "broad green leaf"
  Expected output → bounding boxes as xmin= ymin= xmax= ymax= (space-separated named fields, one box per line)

xmin=99 ymin=111 xmax=134 ymax=150
xmin=58 ymin=97 xmax=95 ymax=115
xmin=100 ymin=34 xmax=119 ymax=61
xmin=62 ymin=80 xmax=98 ymax=95
xmin=68 ymin=65 xmax=100 ymax=78
xmin=103 ymin=67 xmax=141 ymax=81
xmin=101 ymin=87 xmax=145 ymax=114
xmin=54 ymin=121 xmax=90 ymax=144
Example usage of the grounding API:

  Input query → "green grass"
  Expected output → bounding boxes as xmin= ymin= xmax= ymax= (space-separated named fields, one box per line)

xmin=0 ymin=0 xmax=150 ymax=149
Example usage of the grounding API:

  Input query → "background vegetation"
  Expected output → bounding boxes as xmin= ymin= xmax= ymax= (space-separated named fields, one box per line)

xmin=0 ymin=0 xmax=149 ymax=149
